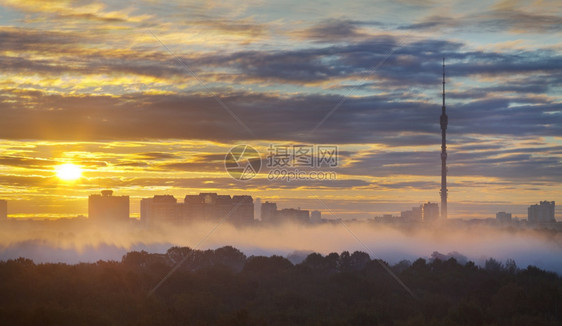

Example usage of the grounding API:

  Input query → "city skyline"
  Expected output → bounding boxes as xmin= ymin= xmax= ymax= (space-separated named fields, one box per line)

xmin=0 ymin=0 xmax=560 ymax=220
xmin=0 ymin=191 xmax=556 ymax=226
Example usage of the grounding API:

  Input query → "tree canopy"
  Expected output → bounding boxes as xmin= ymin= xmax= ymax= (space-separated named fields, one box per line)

xmin=0 ymin=247 xmax=560 ymax=325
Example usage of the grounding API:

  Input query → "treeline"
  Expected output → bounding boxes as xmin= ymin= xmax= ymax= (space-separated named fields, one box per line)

xmin=0 ymin=246 xmax=560 ymax=325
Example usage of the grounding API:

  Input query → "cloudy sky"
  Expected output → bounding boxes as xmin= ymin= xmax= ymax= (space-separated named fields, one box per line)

xmin=0 ymin=0 xmax=560 ymax=219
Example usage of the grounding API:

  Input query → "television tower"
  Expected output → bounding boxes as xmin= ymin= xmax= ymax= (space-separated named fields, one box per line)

xmin=440 ymin=58 xmax=448 ymax=219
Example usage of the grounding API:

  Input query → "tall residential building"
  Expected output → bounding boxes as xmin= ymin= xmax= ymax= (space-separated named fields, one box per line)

xmin=183 ymin=194 xmax=205 ymax=222
xmin=528 ymin=201 xmax=555 ymax=224
xmin=496 ymin=212 xmax=512 ymax=223
xmin=183 ymin=193 xmax=254 ymax=224
xmin=231 ymin=195 xmax=254 ymax=225
xmin=422 ymin=202 xmax=439 ymax=222
xmin=260 ymin=201 xmax=311 ymax=224
xmin=254 ymin=198 xmax=261 ymax=222
xmin=141 ymin=195 xmax=181 ymax=226
xmin=88 ymin=190 xmax=129 ymax=223
xmin=277 ymin=208 xmax=310 ymax=224
xmin=310 ymin=210 xmax=322 ymax=223
xmin=0 ymin=199 xmax=6 ymax=220
xmin=261 ymin=201 xmax=277 ymax=222
xmin=400 ymin=206 xmax=422 ymax=222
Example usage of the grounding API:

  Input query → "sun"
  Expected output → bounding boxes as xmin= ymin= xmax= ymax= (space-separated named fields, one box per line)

xmin=55 ymin=163 xmax=83 ymax=181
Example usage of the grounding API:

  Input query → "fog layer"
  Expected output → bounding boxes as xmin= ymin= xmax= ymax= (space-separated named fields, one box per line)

xmin=0 ymin=221 xmax=560 ymax=273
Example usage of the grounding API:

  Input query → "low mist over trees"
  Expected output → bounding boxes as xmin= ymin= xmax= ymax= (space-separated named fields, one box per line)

xmin=1 ymin=246 xmax=560 ymax=325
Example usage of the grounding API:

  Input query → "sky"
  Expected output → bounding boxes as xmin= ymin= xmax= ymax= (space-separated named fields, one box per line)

xmin=0 ymin=0 xmax=560 ymax=220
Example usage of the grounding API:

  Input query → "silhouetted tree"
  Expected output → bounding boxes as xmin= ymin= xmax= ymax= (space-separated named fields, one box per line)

xmin=0 ymin=247 xmax=560 ymax=325
xmin=485 ymin=257 xmax=504 ymax=272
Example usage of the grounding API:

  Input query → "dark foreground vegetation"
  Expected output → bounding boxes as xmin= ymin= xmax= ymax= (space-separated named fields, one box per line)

xmin=0 ymin=246 xmax=560 ymax=325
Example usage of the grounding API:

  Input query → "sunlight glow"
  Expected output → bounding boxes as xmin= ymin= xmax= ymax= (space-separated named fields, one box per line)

xmin=55 ymin=163 xmax=83 ymax=181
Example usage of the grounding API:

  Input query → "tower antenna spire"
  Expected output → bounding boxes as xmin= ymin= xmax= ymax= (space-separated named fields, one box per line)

xmin=440 ymin=58 xmax=448 ymax=219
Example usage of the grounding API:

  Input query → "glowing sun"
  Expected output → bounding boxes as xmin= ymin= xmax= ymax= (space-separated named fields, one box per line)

xmin=55 ymin=163 xmax=83 ymax=181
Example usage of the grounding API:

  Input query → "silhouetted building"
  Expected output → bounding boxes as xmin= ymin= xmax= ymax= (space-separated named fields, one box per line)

xmin=401 ymin=206 xmax=422 ymax=222
xmin=261 ymin=201 xmax=277 ymax=222
xmin=423 ymin=202 xmax=439 ymax=222
xmin=496 ymin=211 xmax=512 ymax=223
xmin=254 ymin=198 xmax=261 ymax=221
xmin=277 ymin=208 xmax=310 ymax=223
xmin=183 ymin=193 xmax=254 ymax=224
xmin=375 ymin=214 xmax=394 ymax=223
xmin=0 ymin=199 xmax=6 ymax=220
xmin=231 ymin=195 xmax=254 ymax=224
xmin=88 ymin=190 xmax=129 ymax=223
xmin=183 ymin=194 xmax=205 ymax=222
xmin=184 ymin=193 xmax=227 ymax=221
xmin=141 ymin=195 xmax=181 ymax=226
xmin=311 ymin=210 xmax=322 ymax=223
xmin=260 ymin=202 xmax=313 ymax=224
xmin=528 ymin=201 xmax=555 ymax=224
